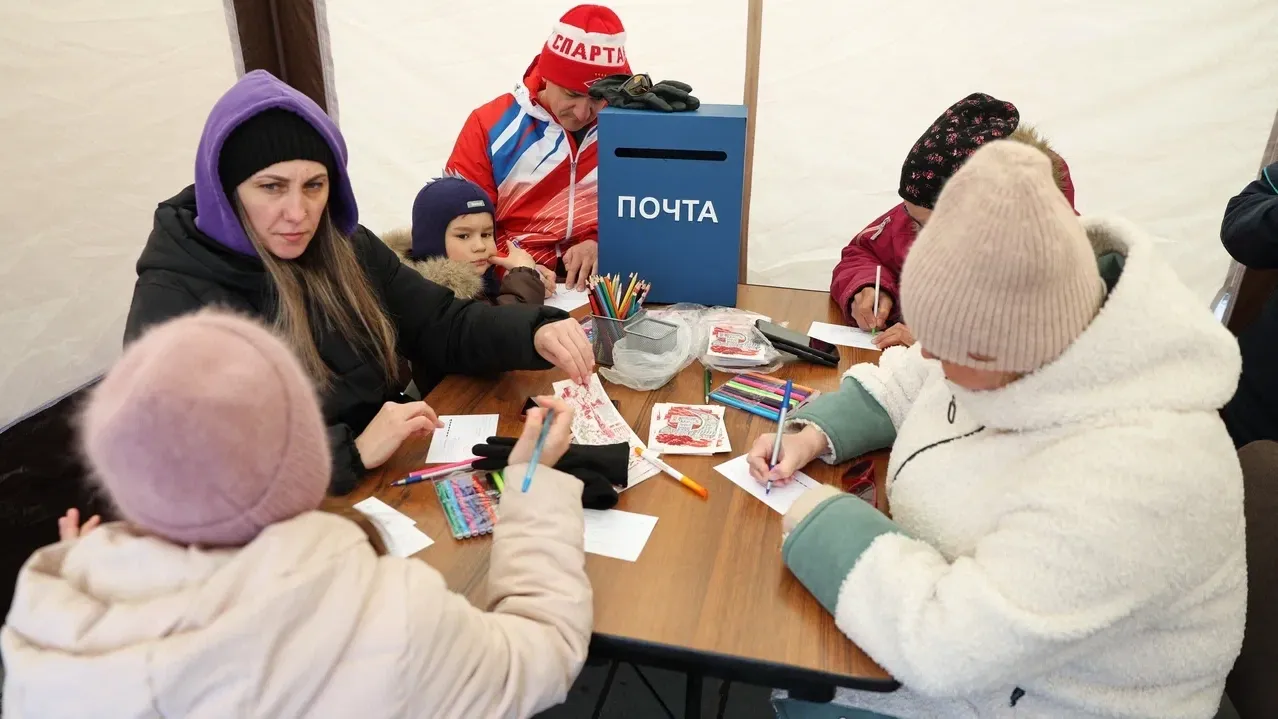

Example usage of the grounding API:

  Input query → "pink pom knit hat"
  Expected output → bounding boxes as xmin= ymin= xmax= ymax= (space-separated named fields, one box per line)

xmin=80 ymin=309 xmax=330 ymax=546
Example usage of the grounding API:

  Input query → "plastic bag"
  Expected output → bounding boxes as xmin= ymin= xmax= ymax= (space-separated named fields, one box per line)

xmin=697 ymin=307 xmax=784 ymax=374
xmin=599 ymin=304 xmax=704 ymax=391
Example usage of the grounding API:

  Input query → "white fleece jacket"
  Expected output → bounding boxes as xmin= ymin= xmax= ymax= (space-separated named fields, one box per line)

xmin=1 ymin=465 xmax=591 ymax=719
xmin=782 ymin=217 xmax=1247 ymax=718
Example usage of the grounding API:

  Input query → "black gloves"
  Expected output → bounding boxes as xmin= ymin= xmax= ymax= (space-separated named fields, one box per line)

xmin=471 ymin=437 xmax=631 ymax=510
xmin=589 ymin=73 xmax=700 ymax=112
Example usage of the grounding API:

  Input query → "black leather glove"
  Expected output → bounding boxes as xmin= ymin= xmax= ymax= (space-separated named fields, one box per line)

xmin=589 ymin=73 xmax=700 ymax=112
xmin=471 ymin=437 xmax=630 ymax=510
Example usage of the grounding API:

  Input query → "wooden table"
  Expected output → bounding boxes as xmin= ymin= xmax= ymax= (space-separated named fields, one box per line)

xmin=347 ymin=285 xmax=898 ymax=714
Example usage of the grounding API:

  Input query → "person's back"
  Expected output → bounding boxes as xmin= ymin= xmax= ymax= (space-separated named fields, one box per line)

xmin=1 ymin=310 xmax=592 ymax=719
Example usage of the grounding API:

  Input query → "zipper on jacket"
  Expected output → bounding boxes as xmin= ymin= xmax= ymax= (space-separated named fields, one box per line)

xmin=890 ymin=424 xmax=986 ymax=484
xmin=563 ymin=154 xmax=576 ymax=256
xmin=891 ymin=395 xmax=981 ymax=483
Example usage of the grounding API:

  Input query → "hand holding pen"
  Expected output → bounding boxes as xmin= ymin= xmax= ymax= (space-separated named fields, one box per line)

xmin=509 ymin=396 xmax=575 ymax=491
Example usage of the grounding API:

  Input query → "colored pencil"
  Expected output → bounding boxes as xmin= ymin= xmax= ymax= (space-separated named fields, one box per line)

xmin=521 ymin=409 xmax=556 ymax=492
xmin=392 ymin=459 xmax=477 ymax=486
xmin=599 ymin=278 xmax=621 ymax=319
xmin=872 ymin=265 xmax=882 ymax=336
xmin=618 ymin=272 xmax=638 ymax=314
xmin=492 ymin=470 xmax=505 ymax=494
xmin=703 ymin=366 xmax=711 ymax=404
xmin=766 ymin=380 xmax=795 ymax=495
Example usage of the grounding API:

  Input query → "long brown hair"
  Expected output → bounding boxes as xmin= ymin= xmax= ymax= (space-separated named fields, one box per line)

xmin=239 ymin=204 xmax=399 ymax=390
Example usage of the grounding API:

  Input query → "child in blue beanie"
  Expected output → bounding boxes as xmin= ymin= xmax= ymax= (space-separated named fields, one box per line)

xmin=384 ymin=177 xmax=554 ymax=305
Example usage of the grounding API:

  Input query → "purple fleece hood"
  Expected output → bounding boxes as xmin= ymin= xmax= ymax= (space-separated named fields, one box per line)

xmin=193 ymin=70 xmax=358 ymax=256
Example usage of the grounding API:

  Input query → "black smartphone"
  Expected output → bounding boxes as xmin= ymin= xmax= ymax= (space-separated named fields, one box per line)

xmin=522 ymin=397 xmax=619 ymax=416
xmin=755 ymin=320 xmax=840 ymax=366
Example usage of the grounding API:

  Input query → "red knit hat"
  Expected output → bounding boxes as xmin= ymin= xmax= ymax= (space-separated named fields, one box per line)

xmin=539 ymin=4 xmax=631 ymax=94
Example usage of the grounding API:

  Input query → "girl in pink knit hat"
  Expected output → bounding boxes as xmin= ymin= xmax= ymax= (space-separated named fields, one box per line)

xmin=2 ymin=310 xmax=594 ymax=718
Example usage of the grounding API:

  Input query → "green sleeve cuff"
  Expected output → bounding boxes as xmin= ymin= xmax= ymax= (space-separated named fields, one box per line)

xmin=782 ymin=494 xmax=906 ymax=615
xmin=789 ymin=377 xmax=895 ymax=463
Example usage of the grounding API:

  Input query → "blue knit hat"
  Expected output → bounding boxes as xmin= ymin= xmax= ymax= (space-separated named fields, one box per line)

xmin=409 ymin=177 xmax=496 ymax=260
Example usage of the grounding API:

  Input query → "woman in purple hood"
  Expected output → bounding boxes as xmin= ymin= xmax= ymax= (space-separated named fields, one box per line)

xmin=123 ymin=71 xmax=593 ymax=495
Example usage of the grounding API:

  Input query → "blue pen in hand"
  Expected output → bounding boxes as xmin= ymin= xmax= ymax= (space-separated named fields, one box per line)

xmin=521 ymin=409 xmax=556 ymax=492
xmin=766 ymin=379 xmax=795 ymax=495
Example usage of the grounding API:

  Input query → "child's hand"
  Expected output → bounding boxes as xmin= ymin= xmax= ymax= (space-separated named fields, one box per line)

xmin=509 ymin=397 xmax=575 ymax=468
xmin=489 ymin=244 xmax=538 ymax=271
xmin=851 ymin=287 xmax=892 ymax=331
xmin=873 ymin=322 xmax=914 ymax=349
xmin=536 ymin=265 xmax=556 ymax=298
xmin=58 ymin=508 xmax=101 ymax=541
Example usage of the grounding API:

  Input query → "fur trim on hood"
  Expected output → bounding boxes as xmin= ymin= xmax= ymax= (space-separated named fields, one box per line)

xmin=380 ymin=227 xmax=484 ymax=300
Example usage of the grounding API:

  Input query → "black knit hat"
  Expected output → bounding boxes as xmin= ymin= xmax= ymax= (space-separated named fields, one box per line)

xmin=217 ymin=108 xmax=337 ymax=200
xmin=898 ymin=93 xmax=1020 ymax=209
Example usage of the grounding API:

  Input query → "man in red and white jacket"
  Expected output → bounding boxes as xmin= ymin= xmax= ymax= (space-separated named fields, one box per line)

xmin=445 ymin=4 xmax=630 ymax=290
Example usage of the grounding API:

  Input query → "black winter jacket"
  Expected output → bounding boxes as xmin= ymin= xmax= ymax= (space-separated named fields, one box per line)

xmin=124 ymin=186 xmax=567 ymax=493
xmin=1221 ymin=161 xmax=1278 ymax=447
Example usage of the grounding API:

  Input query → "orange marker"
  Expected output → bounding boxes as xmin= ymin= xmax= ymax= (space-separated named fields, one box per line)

xmin=634 ymin=447 xmax=709 ymax=499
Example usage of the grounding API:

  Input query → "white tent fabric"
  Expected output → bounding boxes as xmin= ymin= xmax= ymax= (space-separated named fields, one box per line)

xmin=2 ymin=0 xmax=1276 ymax=432
xmin=325 ymin=0 xmax=748 ymax=238
xmin=748 ymin=0 xmax=1278 ymax=305
xmin=0 ymin=0 xmax=236 ymax=430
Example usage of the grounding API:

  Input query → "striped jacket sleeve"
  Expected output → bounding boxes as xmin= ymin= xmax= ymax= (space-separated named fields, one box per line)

xmin=445 ymin=109 xmax=499 ymax=204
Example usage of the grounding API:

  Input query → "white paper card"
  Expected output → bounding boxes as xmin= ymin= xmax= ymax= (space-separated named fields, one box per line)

xmin=807 ymin=322 xmax=881 ymax=352
xmin=353 ymin=498 xmax=434 ymax=557
xmin=382 ymin=525 xmax=434 ymax=557
xmin=353 ymin=497 xmax=416 ymax=527
xmin=582 ymin=509 xmax=658 ymax=562
xmin=713 ymin=454 xmax=820 ymax=514
xmin=425 ymin=414 xmax=500 ymax=463
xmin=546 ymin=283 xmax=591 ymax=312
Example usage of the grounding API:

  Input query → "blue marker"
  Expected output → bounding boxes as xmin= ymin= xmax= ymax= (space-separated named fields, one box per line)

xmin=521 ymin=410 xmax=556 ymax=492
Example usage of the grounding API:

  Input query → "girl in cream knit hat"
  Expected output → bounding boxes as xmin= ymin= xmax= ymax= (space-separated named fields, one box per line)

xmin=751 ymin=141 xmax=1245 ymax=718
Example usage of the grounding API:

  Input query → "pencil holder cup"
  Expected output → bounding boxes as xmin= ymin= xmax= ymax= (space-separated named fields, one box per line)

xmin=590 ymin=310 xmax=678 ymax=367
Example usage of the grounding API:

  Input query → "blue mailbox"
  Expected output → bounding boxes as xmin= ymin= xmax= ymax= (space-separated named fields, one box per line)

xmin=596 ymin=104 xmax=748 ymax=308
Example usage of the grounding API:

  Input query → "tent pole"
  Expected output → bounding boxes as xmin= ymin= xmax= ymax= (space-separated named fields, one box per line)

xmin=739 ymin=0 xmax=763 ymax=286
